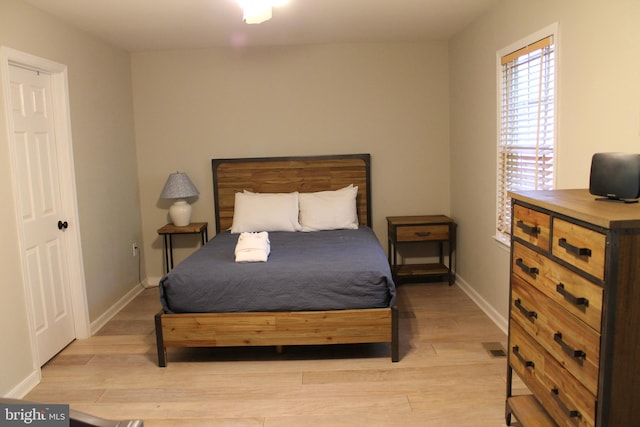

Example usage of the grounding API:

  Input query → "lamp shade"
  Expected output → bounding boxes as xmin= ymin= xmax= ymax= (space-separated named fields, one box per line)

xmin=160 ymin=172 xmax=199 ymax=199
xmin=160 ymin=172 xmax=199 ymax=226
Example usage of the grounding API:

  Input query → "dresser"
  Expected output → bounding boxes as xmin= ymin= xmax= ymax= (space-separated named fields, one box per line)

xmin=505 ymin=189 xmax=640 ymax=427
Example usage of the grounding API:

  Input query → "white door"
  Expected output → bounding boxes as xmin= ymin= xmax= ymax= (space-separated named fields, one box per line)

xmin=9 ymin=64 xmax=76 ymax=365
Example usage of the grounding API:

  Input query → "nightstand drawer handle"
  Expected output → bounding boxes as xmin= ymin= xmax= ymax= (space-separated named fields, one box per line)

xmin=556 ymin=283 xmax=589 ymax=307
xmin=558 ymin=238 xmax=592 ymax=257
xmin=551 ymin=387 xmax=582 ymax=419
xmin=512 ymin=345 xmax=535 ymax=368
xmin=514 ymin=298 xmax=537 ymax=320
xmin=516 ymin=220 xmax=540 ymax=236
xmin=415 ymin=231 xmax=431 ymax=237
xmin=516 ymin=258 xmax=539 ymax=276
xmin=554 ymin=332 xmax=586 ymax=360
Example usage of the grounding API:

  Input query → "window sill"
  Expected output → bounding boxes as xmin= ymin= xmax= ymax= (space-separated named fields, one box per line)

xmin=493 ymin=233 xmax=511 ymax=252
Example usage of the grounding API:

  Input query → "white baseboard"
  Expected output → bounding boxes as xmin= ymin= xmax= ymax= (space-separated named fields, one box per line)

xmin=89 ymin=276 xmax=161 ymax=335
xmin=146 ymin=276 xmax=162 ymax=288
xmin=8 ymin=369 xmax=40 ymax=399
xmin=90 ymin=284 xmax=144 ymax=335
xmin=455 ymin=275 xmax=508 ymax=335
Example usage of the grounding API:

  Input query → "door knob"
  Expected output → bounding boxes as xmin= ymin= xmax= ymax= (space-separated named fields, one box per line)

xmin=58 ymin=220 xmax=68 ymax=230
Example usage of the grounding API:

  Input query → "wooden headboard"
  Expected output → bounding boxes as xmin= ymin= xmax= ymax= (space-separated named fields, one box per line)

xmin=211 ymin=154 xmax=371 ymax=233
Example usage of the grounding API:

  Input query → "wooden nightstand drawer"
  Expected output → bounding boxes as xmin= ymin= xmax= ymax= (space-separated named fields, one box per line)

xmin=552 ymin=218 xmax=606 ymax=280
xmin=395 ymin=224 xmax=449 ymax=242
xmin=513 ymin=204 xmax=551 ymax=251
xmin=511 ymin=275 xmax=600 ymax=395
xmin=513 ymin=242 xmax=603 ymax=332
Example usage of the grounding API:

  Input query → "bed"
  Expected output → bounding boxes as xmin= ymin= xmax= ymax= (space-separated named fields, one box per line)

xmin=154 ymin=154 xmax=399 ymax=366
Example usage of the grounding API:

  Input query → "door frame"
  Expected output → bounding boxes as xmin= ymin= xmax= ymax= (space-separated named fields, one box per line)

xmin=0 ymin=47 xmax=90 ymax=368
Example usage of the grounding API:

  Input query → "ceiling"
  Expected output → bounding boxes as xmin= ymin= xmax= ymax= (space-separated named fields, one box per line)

xmin=22 ymin=0 xmax=500 ymax=51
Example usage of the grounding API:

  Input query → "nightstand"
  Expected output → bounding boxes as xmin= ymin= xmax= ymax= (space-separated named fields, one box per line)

xmin=157 ymin=222 xmax=208 ymax=273
xmin=386 ymin=215 xmax=456 ymax=285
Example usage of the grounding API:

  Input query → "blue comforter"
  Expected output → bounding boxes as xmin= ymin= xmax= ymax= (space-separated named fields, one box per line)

xmin=159 ymin=227 xmax=396 ymax=313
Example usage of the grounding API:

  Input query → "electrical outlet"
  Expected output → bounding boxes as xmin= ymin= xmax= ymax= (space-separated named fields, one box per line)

xmin=132 ymin=243 xmax=138 ymax=257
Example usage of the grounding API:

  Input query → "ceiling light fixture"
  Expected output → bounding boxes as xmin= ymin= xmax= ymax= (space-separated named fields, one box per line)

xmin=238 ymin=0 xmax=289 ymax=25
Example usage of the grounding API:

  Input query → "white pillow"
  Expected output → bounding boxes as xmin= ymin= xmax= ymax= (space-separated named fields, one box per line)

xmin=299 ymin=185 xmax=359 ymax=232
xmin=230 ymin=191 xmax=302 ymax=233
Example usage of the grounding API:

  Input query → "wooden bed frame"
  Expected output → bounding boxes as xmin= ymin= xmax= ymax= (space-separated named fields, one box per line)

xmin=154 ymin=154 xmax=399 ymax=366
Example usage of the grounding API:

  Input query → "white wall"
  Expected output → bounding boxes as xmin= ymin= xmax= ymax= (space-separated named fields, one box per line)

xmin=0 ymin=0 xmax=142 ymax=396
xmin=449 ymin=0 xmax=640 ymax=325
xmin=131 ymin=42 xmax=451 ymax=280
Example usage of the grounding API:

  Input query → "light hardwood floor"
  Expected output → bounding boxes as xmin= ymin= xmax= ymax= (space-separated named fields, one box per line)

xmin=26 ymin=282 xmax=519 ymax=426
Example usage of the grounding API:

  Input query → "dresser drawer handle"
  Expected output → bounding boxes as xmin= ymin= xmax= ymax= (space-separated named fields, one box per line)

xmin=512 ymin=345 xmax=535 ymax=368
xmin=554 ymin=332 xmax=586 ymax=360
xmin=516 ymin=258 xmax=539 ymax=276
xmin=558 ymin=238 xmax=592 ymax=257
xmin=514 ymin=299 xmax=538 ymax=320
xmin=516 ymin=220 xmax=540 ymax=236
xmin=550 ymin=387 xmax=582 ymax=419
xmin=556 ymin=283 xmax=590 ymax=307
xmin=415 ymin=231 xmax=431 ymax=237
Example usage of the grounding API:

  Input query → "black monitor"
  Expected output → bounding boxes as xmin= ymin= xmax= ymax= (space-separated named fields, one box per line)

xmin=589 ymin=152 xmax=640 ymax=203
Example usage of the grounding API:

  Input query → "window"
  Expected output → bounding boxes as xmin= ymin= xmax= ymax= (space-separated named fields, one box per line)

xmin=496 ymin=30 xmax=556 ymax=242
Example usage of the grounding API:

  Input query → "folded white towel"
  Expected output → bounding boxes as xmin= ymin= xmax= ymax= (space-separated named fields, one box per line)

xmin=235 ymin=231 xmax=270 ymax=262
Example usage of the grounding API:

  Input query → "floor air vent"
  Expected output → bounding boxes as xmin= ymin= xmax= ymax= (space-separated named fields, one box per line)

xmin=482 ymin=342 xmax=507 ymax=358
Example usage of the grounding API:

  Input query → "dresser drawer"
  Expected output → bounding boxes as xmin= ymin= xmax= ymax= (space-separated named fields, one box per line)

xmin=552 ymin=218 xmax=606 ymax=280
xmin=508 ymin=320 xmax=547 ymax=392
xmin=542 ymin=348 xmax=597 ymax=427
xmin=511 ymin=275 xmax=600 ymax=396
xmin=512 ymin=242 xmax=603 ymax=332
xmin=394 ymin=224 xmax=449 ymax=242
xmin=509 ymin=321 xmax=596 ymax=427
xmin=513 ymin=204 xmax=551 ymax=251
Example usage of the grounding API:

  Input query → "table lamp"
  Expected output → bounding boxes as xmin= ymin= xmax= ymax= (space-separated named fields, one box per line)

xmin=160 ymin=172 xmax=199 ymax=226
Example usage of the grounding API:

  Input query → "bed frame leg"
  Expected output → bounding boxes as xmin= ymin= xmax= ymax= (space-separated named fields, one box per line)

xmin=154 ymin=311 xmax=167 ymax=367
xmin=391 ymin=305 xmax=399 ymax=362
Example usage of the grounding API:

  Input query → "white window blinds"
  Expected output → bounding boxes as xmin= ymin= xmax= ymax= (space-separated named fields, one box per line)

xmin=497 ymin=35 xmax=555 ymax=237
